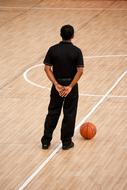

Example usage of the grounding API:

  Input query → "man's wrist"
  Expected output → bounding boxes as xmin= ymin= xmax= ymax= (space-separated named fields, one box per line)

xmin=69 ymin=83 xmax=73 ymax=88
xmin=54 ymin=81 xmax=58 ymax=86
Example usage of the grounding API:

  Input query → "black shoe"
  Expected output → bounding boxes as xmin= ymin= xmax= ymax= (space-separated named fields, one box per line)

xmin=62 ymin=141 xmax=74 ymax=150
xmin=41 ymin=136 xmax=51 ymax=150
xmin=42 ymin=142 xmax=51 ymax=149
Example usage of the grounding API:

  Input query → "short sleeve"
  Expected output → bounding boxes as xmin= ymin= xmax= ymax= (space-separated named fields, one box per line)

xmin=43 ymin=47 xmax=53 ymax=66
xmin=76 ymin=49 xmax=84 ymax=68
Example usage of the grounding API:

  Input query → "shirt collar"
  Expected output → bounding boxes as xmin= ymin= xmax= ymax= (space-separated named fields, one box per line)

xmin=60 ymin=41 xmax=72 ymax=44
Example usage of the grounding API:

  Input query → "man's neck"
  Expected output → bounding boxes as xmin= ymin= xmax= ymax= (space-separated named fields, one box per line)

xmin=62 ymin=40 xmax=72 ymax=43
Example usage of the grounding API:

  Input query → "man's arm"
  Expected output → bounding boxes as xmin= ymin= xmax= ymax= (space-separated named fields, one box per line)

xmin=44 ymin=65 xmax=64 ymax=93
xmin=69 ymin=67 xmax=84 ymax=88
xmin=59 ymin=67 xmax=84 ymax=97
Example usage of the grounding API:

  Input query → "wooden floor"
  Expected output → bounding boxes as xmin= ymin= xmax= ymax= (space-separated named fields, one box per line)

xmin=0 ymin=0 xmax=127 ymax=189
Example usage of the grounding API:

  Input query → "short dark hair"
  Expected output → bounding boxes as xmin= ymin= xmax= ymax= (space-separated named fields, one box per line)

xmin=60 ymin=25 xmax=74 ymax=40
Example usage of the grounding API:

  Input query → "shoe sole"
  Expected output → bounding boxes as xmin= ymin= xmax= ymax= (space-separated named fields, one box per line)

xmin=62 ymin=143 xmax=74 ymax=150
xmin=42 ymin=143 xmax=51 ymax=150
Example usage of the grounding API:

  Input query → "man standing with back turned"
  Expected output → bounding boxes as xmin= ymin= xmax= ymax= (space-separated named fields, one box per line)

xmin=41 ymin=25 xmax=84 ymax=150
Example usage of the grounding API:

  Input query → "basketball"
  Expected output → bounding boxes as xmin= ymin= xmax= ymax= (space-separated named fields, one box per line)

xmin=80 ymin=122 xmax=96 ymax=139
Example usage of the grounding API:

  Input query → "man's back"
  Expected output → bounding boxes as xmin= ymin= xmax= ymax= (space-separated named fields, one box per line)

xmin=44 ymin=41 xmax=84 ymax=79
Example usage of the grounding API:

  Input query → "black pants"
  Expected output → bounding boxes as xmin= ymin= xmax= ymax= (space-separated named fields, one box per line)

xmin=41 ymin=81 xmax=79 ymax=144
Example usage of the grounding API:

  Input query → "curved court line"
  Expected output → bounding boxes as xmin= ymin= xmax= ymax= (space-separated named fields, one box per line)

xmin=23 ymin=64 xmax=50 ymax=90
xmin=18 ymin=70 xmax=127 ymax=190
xmin=23 ymin=54 xmax=127 ymax=98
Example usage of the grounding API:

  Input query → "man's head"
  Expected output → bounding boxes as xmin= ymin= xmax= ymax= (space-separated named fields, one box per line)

xmin=60 ymin=25 xmax=74 ymax=41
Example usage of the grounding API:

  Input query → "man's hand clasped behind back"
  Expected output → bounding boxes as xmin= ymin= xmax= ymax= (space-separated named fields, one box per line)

xmin=55 ymin=83 xmax=72 ymax=97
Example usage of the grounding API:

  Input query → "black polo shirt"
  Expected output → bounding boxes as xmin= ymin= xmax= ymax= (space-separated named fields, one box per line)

xmin=43 ymin=41 xmax=84 ymax=80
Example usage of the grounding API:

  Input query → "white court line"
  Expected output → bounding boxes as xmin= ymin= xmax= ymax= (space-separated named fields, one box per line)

xmin=23 ymin=64 xmax=50 ymax=90
xmin=75 ymin=70 xmax=127 ymax=127
xmin=0 ymin=6 xmax=127 ymax=11
xmin=80 ymin=93 xmax=127 ymax=99
xmin=18 ymin=70 xmax=127 ymax=190
xmin=85 ymin=54 xmax=127 ymax=59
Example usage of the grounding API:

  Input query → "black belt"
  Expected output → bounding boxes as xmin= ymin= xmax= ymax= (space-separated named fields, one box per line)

xmin=57 ymin=78 xmax=72 ymax=86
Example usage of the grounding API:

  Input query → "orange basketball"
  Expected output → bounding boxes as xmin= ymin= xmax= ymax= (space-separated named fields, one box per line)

xmin=80 ymin=122 xmax=96 ymax=139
